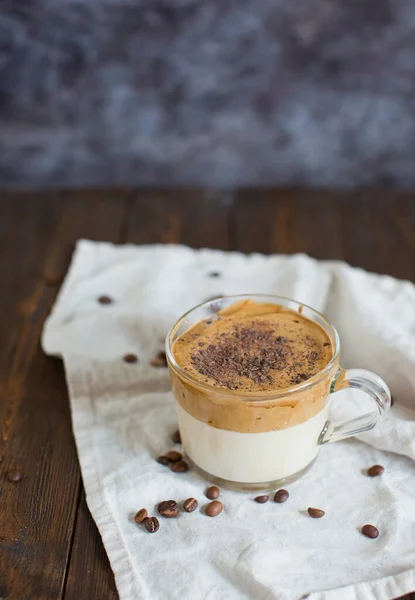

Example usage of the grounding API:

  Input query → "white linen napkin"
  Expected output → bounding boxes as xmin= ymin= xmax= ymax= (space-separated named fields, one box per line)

xmin=42 ymin=240 xmax=415 ymax=600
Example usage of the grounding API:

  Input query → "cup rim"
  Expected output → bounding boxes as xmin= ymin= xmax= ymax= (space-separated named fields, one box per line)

xmin=165 ymin=294 xmax=340 ymax=401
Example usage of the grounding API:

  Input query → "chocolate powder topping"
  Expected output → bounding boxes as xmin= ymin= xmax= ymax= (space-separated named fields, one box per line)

xmin=174 ymin=300 xmax=333 ymax=392
xmin=190 ymin=321 xmax=292 ymax=387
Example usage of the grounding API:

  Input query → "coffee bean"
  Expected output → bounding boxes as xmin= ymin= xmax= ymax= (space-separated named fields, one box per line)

xmin=361 ymin=524 xmax=379 ymax=539
xmin=134 ymin=508 xmax=148 ymax=524
xmin=143 ymin=516 xmax=159 ymax=533
xmin=150 ymin=351 xmax=168 ymax=368
xmin=307 ymin=507 xmax=325 ymax=519
xmin=206 ymin=500 xmax=223 ymax=517
xmin=172 ymin=429 xmax=181 ymax=444
xmin=123 ymin=353 xmax=138 ymax=364
xmin=206 ymin=486 xmax=220 ymax=500
xmin=274 ymin=489 xmax=289 ymax=503
xmin=171 ymin=460 xmax=189 ymax=473
xmin=254 ymin=495 xmax=269 ymax=504
xmin=165 ymin=450 xmax=182 ymax=463
xmin=98 ymin=295 xmax=113 ymax=305
xmin=158 ymin=500 xmax=179 ymax=518
xmin=151 ymin=357 xmax=165 ymax=367
xmin=183 ymin=498 xmax=198 ymax=512
xmin=6 ymin=470 xmax=22 ymax=482
xmin=367 ymin=465 xmax=384 ymax=477
xmin=157 ymin=456 xmax=170 ymax=466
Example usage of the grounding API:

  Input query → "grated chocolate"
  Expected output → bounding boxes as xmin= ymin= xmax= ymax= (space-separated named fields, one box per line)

xmin=190 ymin=321 xmax=292 ymax=387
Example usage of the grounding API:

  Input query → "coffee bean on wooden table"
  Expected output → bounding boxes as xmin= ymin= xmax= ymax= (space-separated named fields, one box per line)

xmin=206 ymin=486 xmax=220 ymax=499
xmin=361 ymin=524 xmax=379 ymax=539
xmin=158 ymin=500 xmax=179 ymax=518
xmin=6 ymin=470 xmax=22 ymax=482
xmin=144 ymin=516 xmax=160 ymax=533
xmin=274 ymin=489 xmax=289 ymax=503
xmin=254 ymin=495 xmax=269 ymax=503
xmin=98 ymin=295 xmax=113 ymax=305
xmin=123 ymin=353 xmax=138 ymax=364
xmin=165 ymin=450 xmax=182 ymax=463
xmin=172 ymin=429 xmax=181 ymax=444
xmin=183 ymin=498 xmax=198 ymax=512
xmin=134 ymin=508 xmax=148 ymax=524
xmin=157 ymin=456 xmax=170 ymax=466
xmin=307 ymin=507 xmax=325 ymax=519
xmin=171 ymin=460 xmax=189 ymax=473
xmin=206 ymin=500 xmax=223 ymax=517
xmin=367 ymin=465 xmax=384 ymax=477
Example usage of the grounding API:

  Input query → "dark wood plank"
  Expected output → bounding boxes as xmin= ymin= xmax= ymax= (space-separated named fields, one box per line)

xmin=338 ymin=191 xmax=415 ymax=282
xmin=64 ymin=490 xmax=118 ymax=600
xmin=61 ymin=191 xmax=135 ymax=600
xmin=234 ymin=189 xmax=345 ymax=259
xmin=125 ymin=189 xmax=234 ymax=248
xmin=0 ymin=195 xmax=61 ymax=367
xmin=0 ymin=193 xmax=71 ymax=600
xmin=0 ymin=191 xmax=129 ymax=600
xmin=234 ymin=189 xmax=415 ymax=283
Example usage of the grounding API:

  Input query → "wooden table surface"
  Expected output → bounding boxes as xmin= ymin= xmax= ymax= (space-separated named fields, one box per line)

xmin=1 ymin=189 xmax=415 ymax=600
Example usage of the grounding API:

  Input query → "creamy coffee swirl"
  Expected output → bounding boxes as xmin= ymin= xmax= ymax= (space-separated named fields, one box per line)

xmin=173 ymin=299 xmax=332 ymax=393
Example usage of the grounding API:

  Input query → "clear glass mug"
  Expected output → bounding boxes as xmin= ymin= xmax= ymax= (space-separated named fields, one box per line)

xmin=165 ymin=295 xmax=391 ymax=491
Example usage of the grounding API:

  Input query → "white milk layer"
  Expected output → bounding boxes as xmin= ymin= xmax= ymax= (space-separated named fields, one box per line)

xmin=176 ymin=403 xmax=330 ymax=484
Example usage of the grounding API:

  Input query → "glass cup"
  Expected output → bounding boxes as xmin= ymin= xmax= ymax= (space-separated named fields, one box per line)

xmin=165 ymin=295 xmax=391 ymax=491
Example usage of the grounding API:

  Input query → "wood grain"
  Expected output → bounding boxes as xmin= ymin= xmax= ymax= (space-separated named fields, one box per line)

xmin=125 ymin=189 xmax=234 ymax=248
xmin=64 ymin=490 xmax=118 ymax=600
xmin=234 ymin=189 xmax=415 ymax=282
xmin=337 ymin=191 xmax=415 ymax=281
xmin=0 ymin=189 xmax=414 ymax=600
xmin=0 ymin=191 xmax=128 ymax=600
xmin=46 ymin=192 xmax=130 ymax=599
xmin=234 ymin=189 xmax=346 ymax=258
xmin=0 ymin=194 xmax=72 ymax=600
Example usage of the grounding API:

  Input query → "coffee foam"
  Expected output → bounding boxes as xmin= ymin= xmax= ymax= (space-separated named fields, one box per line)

xmin=173 ymin=299 xmax=333 ymax=393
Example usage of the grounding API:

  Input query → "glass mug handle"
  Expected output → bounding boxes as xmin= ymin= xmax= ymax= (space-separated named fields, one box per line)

xmin=318 ymin=368 xmax=391 ymax=444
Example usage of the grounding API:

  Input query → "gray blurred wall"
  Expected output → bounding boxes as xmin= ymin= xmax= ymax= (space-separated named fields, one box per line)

xmin=1 ymin=0 xmax=415 ymax=189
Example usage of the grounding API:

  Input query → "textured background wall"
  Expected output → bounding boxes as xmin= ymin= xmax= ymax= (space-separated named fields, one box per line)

xmin=1 ymin=0 xmax=415 ymax=189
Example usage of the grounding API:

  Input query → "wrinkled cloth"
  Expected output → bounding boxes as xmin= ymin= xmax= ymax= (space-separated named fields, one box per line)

xmin=42 ymin=241 xmax=415 ymax=600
